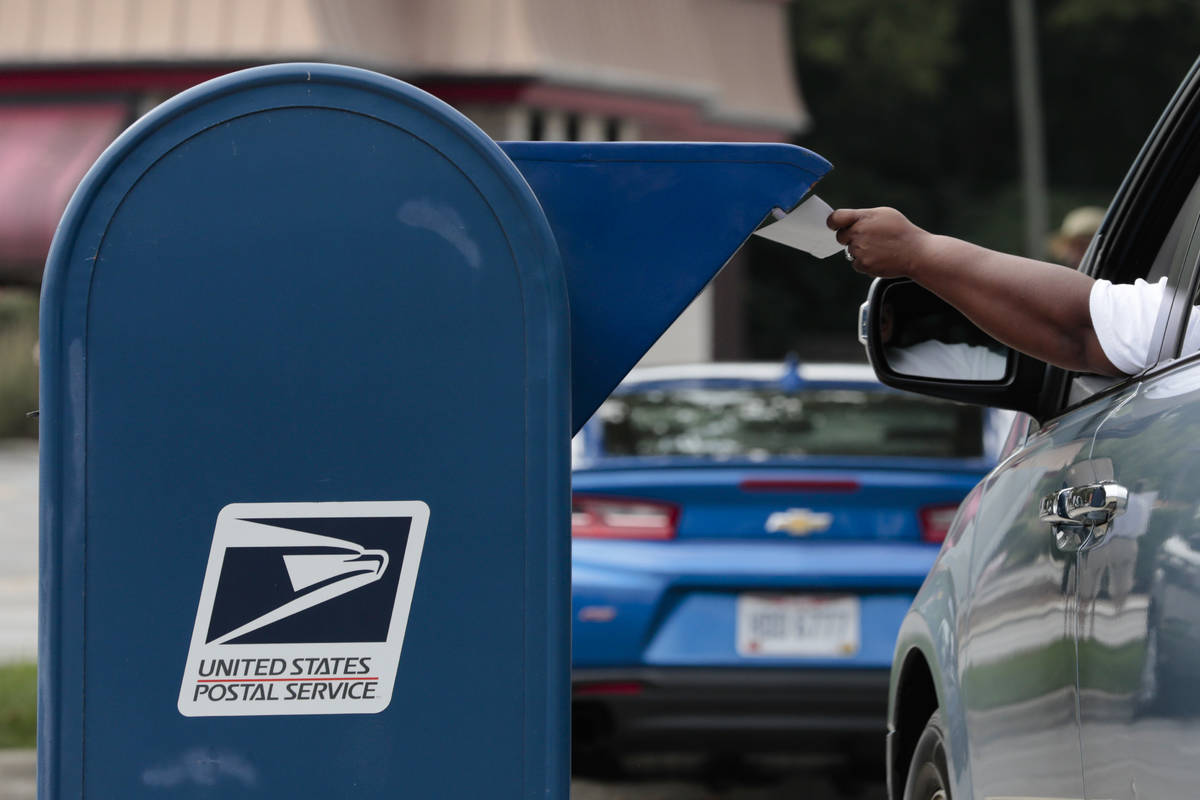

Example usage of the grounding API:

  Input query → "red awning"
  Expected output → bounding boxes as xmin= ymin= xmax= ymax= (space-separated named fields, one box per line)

xmin=0 ymin=103 xmax=128 ymax=283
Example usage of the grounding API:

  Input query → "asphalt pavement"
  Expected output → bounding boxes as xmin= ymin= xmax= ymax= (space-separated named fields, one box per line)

xmin=572 ymin=762 xmax=882 ymax=799
xmin=0 ymin=751 xmax=34 ymax=800
xmin=0 ymin=440 xmax=882 ymax=798
xmin=0 ymin=750 xmax=878 ymax=800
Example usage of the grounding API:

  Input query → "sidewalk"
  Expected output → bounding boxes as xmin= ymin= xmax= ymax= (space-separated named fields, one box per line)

xmin=0 ymin=750 xmax=35 ymax=800
xmin=0 ymin=439 xmax=37 ymax=663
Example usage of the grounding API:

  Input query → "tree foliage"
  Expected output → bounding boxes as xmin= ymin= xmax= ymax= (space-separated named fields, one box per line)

xmin=747 ymin=0 xmax=1200 ymax=360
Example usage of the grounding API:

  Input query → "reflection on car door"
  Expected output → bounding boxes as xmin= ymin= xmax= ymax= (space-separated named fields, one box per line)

xmin=1073 ymin=180 xmax=1200 ymax=800
xmin=1078 ymin=362 xmax=1200 ymax=800
xmin=959 ymin=399 xmax=1124 ymax=800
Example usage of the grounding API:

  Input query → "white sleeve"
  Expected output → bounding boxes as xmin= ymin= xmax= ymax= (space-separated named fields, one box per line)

xmin=1182 ymin=304 xmax=1200 ymax=357
xmin=1089 ymin=277 xmax=1167 ymax=375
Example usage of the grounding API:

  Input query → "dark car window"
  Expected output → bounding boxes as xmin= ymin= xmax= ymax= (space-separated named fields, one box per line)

xmin=1165 ymin=211 xmax=1200 ymax=361
xmin=596 ymin=386 xmax=984 ymax=459
xmin=1065 ymin=178 xmax=1200 ymax=408
xmin=1060 ymin=72 xmax=1200 ymax=409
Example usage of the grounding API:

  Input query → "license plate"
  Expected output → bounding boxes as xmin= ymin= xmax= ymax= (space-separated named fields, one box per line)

xmin=736 ymin=594 xmax=860 ymax=657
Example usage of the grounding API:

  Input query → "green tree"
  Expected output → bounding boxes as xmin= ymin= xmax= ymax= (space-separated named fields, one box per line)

xmin=747 ymin=0 xmax=1200 ymax=361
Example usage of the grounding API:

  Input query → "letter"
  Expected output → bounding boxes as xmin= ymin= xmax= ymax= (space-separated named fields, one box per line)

xmin=194 ymin=684 xmax=210 ymax=701
xmin=360 ymin=657 xmax=371 ymax=674
xmin=363 ymin=682 xmax=377 ymax=699
xmin=214 ymin=659 xmax=235 ymax=677
xmin=347 ymin=681 xmax=364 ymax=700
xmin=285 ymin=683 xmax=299 ymax=700
xmin=291 ymin=658 xmax=304 ymax=675
xmin=198 ymin=660 xmax=215 ymax=678
xmin=208 ymin=684 xmax=227 ymax=701
xmin=271 ymin=659 xmax=287 ymax=676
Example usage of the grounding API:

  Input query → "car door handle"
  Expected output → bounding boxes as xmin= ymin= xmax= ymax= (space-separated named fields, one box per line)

xmin=1039 ymin=481 xmax=1129 ymax=527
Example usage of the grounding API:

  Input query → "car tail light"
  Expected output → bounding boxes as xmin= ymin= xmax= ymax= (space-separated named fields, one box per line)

xmin=573 ymin=681 xmax=645 ymax=697
xmin=919 ymin=504 xmax=960 ymax=544
xmin=571 ymin=495 xmax=679 ymax=540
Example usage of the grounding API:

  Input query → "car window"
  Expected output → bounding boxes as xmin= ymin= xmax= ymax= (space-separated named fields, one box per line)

xmin=1142 ymin=184 xmax=1200 ymax=285
xmin=593 ymin=385 xmax=984 ymax=459
xmin=1054 ymin=70 xmax=1200 ymax=411
xmin=1064 ymin=174 xmax=1200 ymax=407
xmin=1163 ymin=211 xmax=1200 ymax=362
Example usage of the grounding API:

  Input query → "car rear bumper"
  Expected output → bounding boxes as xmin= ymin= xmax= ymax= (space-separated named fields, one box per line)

xmin=572 ymin=667 xmax=889 ymax=756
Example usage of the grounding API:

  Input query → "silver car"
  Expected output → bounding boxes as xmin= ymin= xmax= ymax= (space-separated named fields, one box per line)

xmin=863 ymin=58 xmax=1200 ymax=800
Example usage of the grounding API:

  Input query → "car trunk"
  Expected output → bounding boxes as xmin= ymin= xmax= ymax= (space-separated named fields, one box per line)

xmin=572 ymin=458 xmax=986 ymax=543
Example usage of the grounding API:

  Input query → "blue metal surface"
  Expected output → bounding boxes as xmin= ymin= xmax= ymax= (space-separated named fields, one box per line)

xmin=643 ymin=591 xmax=914 ymax=668
xmin=41 ymin=63 xmax=570 ymax=799
xmin=500 ymin=142 xmax=831 ymax=430
xmin=41 ymin=64 xmax=834 ymax=799
xmin=572 ymin=540 xmax=937 ymax=668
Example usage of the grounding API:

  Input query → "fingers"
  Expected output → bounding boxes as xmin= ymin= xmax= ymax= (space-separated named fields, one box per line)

xmin=827 ymin=208 xmax=861 ymax=231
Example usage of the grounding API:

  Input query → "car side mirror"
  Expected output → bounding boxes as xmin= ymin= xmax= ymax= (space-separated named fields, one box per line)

xmin=860 ymin=278 xmax=1050 ymax=420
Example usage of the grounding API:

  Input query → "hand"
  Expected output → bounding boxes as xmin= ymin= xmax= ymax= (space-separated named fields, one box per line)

xmin=826 ymin=207 xmax=931 ymax=279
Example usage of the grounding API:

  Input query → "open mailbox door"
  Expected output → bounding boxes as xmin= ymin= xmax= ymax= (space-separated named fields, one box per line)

xmin=39 ymin=63 xmax=830 ymax=799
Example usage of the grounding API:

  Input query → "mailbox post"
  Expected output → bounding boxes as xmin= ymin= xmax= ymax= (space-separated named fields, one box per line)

xmin=39 ymin=64 xmax=830 ymax=798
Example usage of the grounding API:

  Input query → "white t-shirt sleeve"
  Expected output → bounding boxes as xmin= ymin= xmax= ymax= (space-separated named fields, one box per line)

xmin=1089 ymin=277 xmax=1167 ymax=375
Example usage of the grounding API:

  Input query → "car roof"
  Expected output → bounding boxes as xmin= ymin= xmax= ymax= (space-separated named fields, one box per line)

xmin=619 ymin=361 xmax=878 ymax=386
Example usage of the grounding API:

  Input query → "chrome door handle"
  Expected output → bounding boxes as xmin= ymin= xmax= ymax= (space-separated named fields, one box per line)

xmin=1040 ymin=481 xmax=1128 ymax=527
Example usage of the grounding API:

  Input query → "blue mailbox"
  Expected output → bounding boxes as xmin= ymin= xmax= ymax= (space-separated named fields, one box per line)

xmin=39 ymin=64 xmax=829 ymax=798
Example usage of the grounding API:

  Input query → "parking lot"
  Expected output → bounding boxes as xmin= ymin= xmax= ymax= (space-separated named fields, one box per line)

xmin=574 ymin=772 xmax=880 ymax=799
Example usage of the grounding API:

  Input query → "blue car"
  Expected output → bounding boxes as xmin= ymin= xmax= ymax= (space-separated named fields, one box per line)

xmin=569 ymin=361 xmax=1007 ymax=770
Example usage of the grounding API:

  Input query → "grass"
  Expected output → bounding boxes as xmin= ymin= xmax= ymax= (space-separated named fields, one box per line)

xmin=0 ymin=662 xmax=35 ymax=749
xmin=0 ymin=289 xmax=38 ymax=439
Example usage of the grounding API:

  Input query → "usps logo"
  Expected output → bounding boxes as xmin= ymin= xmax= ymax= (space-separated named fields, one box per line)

xmin=178 ymin=501 xmax=428 ymax=717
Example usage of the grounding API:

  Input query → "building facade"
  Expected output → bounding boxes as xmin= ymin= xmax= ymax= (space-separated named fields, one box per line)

xmin=0 ymin=0 xmax=809 ymax=364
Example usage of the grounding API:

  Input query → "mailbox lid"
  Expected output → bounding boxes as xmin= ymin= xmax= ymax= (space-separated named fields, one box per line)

xmin=501 ymin=141 xmax=832 ymax=431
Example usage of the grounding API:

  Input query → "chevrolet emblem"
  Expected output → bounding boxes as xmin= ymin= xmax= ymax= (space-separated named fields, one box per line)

xmin=765 ymin=508 xmax=834 ymax=537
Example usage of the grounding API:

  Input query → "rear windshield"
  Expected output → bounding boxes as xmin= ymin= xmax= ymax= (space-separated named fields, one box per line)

xmin=596 ymin=385 xmax=984 ymax=459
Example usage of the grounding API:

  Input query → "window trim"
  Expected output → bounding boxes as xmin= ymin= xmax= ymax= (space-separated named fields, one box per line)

xmin=1149 ymin=208 xmax=1200 ymax=372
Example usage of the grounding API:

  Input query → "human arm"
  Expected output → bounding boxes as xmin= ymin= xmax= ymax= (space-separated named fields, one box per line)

xmin=828 ymin=207 xmax=1122 ymax=376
